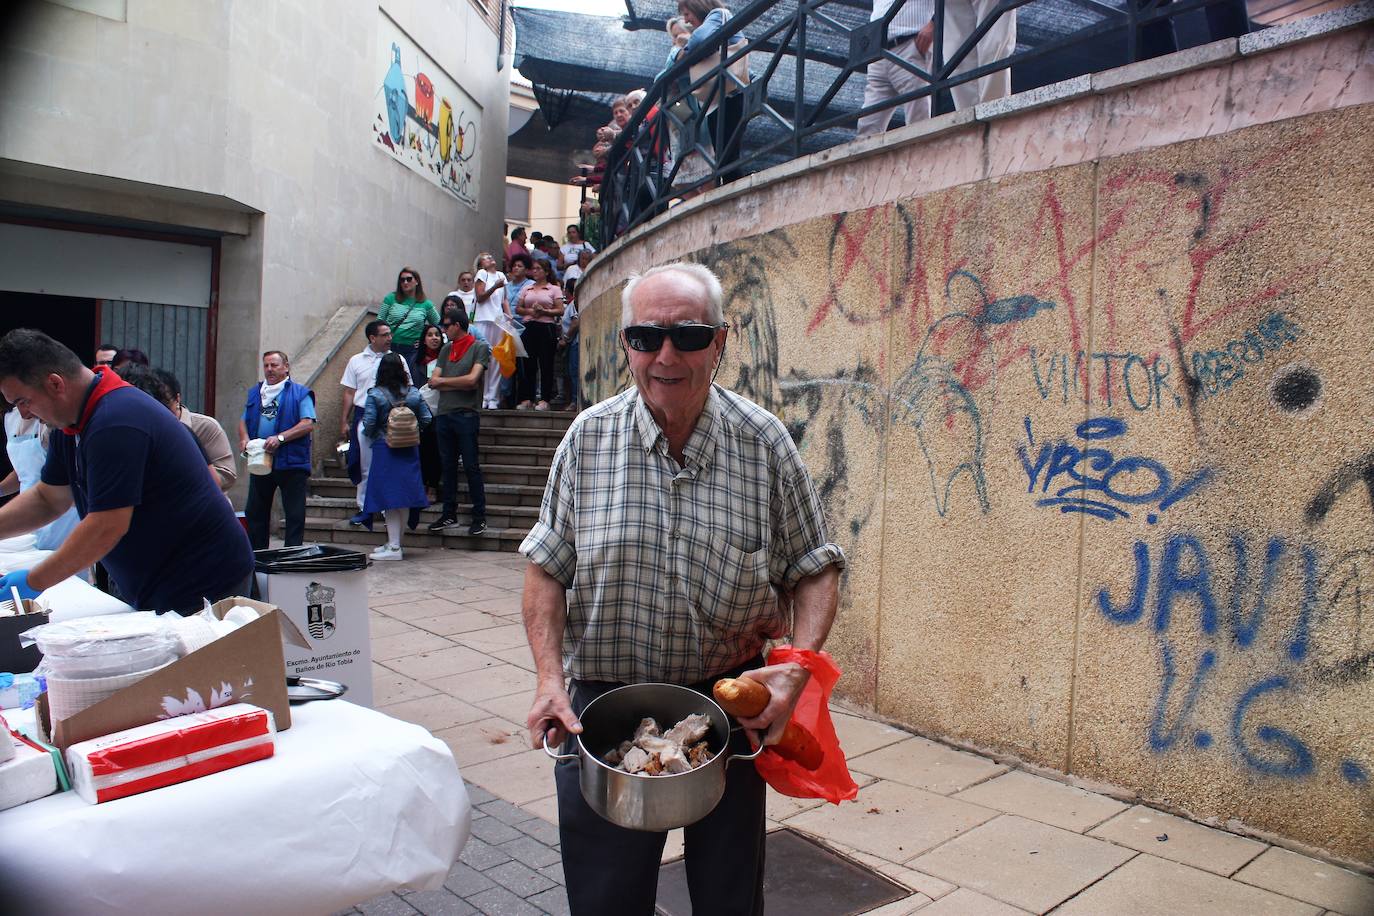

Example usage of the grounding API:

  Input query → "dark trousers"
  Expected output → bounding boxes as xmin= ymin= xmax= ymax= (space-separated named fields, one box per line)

xmin=245 ymin=467 xmax=310 ymax=550
xmin=518 ymin=322 xmax=559 ymax=404
xmin=436 ymin=410 xmax=485 ymax=519
xmin=707 ymin=92 xmax=747 ymax=186
xmin=556 ymin=659 xmax=767 ymax=916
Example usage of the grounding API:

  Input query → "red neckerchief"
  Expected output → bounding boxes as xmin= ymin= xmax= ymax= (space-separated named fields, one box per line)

xmin=62 ymin=367 xmax=131 ymax=435
xmin=447 ymin=333 xmax=477 ymax=363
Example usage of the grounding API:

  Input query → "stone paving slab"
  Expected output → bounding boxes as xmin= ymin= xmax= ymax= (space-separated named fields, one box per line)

xmin=909 ymin=814 xmax=1134 ymax=913
xmin=407 ymin=610 xmax=508 ymax=637
xmin=1088 ymin=804 xmax=1268 ymax=876
xmin=1233 ymin=847 xmax=1374 ymax=916
xmin=919 ymin=887 xmax=1031 ymax=914
xmin=432 ymin=718 xmax=528 ymax=768
xmin=379 ymin=693 xmax=490 ymax=733
xmin=1053 ymin=853 xmax=1322 ymax=916
xmin=847 ymin=735 xmax=1009 ymax=795
xmin=953 ymin=769 xmax=1127 ymax=833
xmin=461 ymin=751 xmax=557 ymax=806
xmin=785 ymin=778 xmax=998 ymax=862
xmin=831 ymin=709 xmax=913 ymax=758
xmin=429 ymin=663 xmax=536 ymax=702
xmin=473 ymin=690 xmax=536 ymax=725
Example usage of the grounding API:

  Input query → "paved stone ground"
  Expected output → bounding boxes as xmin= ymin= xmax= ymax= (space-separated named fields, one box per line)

xmin=335 ymin=547 xmax=1374 ymax=916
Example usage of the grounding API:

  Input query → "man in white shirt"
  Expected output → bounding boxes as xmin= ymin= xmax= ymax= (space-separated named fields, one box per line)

xmin=339 ymin=320 xmax=410 ymax=526
xmin=943 ymin=0 xmax=1016 ymax=110
xmin=858 ymin=0 xmax=935 ymax=136
xmin=559 ymin=225 xmax=596 ymax=268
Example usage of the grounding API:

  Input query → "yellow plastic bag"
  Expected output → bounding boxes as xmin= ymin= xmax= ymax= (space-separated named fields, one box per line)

xmin=492 ymin=332 xmax=517 ymax=378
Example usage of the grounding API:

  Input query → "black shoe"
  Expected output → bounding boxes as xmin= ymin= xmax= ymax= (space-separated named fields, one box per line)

xmin=467 ymin=519 xmax=487 ymax=536
xmin=428 ymin=516 xmax=458 ymax=532
xmin=348 ymin=511 xmax=369 ymax=527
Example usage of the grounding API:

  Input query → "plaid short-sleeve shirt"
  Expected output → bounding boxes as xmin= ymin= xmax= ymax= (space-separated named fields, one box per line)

xmin=520 ymin=385 xmax=846 ymax=685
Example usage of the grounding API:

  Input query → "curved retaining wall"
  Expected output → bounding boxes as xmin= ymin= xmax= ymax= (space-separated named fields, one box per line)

xmin=576 ymin=17 xmax=1374 ymax=866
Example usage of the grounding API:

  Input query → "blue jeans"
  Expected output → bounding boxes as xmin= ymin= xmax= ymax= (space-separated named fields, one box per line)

xmin=435 ymin=410 xmax=485 ymax=520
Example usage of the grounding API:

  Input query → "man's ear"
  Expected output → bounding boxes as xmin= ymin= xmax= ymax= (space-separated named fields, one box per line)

xmin=45 ymin=372 xmax=65 ymax=396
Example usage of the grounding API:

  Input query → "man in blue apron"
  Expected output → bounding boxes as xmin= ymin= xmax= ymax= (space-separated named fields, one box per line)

xmin=0 ymin=329 xmax=253 ymax=615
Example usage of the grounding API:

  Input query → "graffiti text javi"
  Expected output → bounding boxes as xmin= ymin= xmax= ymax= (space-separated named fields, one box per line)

xmin=1095 ymin=533 xmax=1368 ymax=783
xmin=1018 ymin=417 xmax=1212 ymax=522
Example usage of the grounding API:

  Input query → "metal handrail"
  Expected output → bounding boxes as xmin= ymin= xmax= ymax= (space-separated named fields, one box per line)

xmin=598 ymin=0 xmax=1249 ymax=243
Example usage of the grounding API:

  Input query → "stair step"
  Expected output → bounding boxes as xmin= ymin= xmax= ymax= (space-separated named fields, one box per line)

xmin=300 ymin=516 xmax=526 ymax=552
xmin=305 ymin=497 xmax=538 ymax=528
xmin=312 ymin=465 xmax=552 ymax=493
xmin=307 ymin=485 xmax=545 ymax=509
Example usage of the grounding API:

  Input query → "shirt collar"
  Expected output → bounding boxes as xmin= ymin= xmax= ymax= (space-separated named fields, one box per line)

xmin=631 ymin=386 xmax=721 ymax=472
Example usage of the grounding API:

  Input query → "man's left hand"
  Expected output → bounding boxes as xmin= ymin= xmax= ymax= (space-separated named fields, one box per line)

xmin=916 ymin=20 xmax=935 ymax=57
xmin=734 ymin=662 xmax=811 ymax=747
xmin=0 ymin=569 xmax=40 ymax=601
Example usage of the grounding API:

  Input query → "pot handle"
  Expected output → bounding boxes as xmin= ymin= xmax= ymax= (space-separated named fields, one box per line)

xmin=727 ymin=726 xmax=766 ymax=763
xmin=541 ymin=728 xmax=579 ymax=763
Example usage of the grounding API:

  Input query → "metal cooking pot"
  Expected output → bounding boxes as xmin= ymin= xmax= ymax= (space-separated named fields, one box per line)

xmin=543 ymin=682 xmax=763 ymax=832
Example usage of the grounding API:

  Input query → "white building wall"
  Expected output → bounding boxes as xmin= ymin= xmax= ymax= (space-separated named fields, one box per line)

xmin=0 ymin=0 xmax=510 ymax=422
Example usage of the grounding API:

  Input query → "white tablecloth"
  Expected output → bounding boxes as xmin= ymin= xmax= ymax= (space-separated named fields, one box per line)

xmin=0 ymin=700 xmax=470 ymax=915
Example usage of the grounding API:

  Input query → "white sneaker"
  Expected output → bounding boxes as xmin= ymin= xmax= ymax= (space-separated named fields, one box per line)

xmin=370 ymin=543 xmax=403 ymax=561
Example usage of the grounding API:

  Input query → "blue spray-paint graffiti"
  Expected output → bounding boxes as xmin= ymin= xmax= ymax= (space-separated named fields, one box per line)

xmin=1029 ymin=349 xmax=1183 ymax=411
xmin=1018 ymin=417 xmax=1213 ymax=522
xmin=1191 ymin=311 xmax=1304 ymax=400
xmin=1095 ymin=533 xmax=1367 ymax=783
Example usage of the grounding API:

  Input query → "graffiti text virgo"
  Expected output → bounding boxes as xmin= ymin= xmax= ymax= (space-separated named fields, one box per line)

xmin=1018 ymin=417 xmax=1212 ymax=522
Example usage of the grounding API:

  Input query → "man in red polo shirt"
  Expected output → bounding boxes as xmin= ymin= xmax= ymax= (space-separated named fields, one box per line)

xmin=0 ymin=329 xmax=253 ymax=614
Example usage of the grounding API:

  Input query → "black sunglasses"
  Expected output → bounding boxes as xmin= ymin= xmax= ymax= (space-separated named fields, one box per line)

xmin=400 ymin=275 xmax=416 ymax=282
xmin=623 ymin=322 xmax=725 ymax=353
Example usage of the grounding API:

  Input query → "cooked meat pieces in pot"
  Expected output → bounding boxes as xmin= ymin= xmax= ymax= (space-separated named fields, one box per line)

xmin=604 ymin=714 xmax=715 ymax=775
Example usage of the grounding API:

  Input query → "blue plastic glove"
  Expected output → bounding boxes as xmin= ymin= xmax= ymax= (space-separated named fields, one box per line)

xmin=0 ymin=569 xmax=39 ymax=601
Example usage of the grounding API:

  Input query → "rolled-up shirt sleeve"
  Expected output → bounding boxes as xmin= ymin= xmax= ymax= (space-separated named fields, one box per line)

xmin=520 ymin=436 xmax=579 ymax=587
xmin=771 ymin=452 xmax=846 ymax=590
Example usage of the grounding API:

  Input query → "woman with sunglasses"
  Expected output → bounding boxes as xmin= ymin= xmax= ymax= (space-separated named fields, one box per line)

xmin=378 ymin=267 xmax=440 ymax=380
xmin=511 ymin=258 xmax=563 ymax=410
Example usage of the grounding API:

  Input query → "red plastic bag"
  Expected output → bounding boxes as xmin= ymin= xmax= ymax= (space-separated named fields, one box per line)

xmin=751 ymin=646 xmax=859 ymax=804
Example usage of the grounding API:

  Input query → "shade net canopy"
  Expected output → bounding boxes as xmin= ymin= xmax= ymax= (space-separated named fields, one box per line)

xmin=510 ymin=0 xmax=1213 ymax=181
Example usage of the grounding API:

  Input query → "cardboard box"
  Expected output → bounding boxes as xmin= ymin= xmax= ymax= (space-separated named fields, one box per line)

xmin=42 ymin=598 xmax=309 ymax=753
xmin=0 ymin=601 xmax=48 ymax=673
xmin=257 ymin=568 xmax=373 ymax=707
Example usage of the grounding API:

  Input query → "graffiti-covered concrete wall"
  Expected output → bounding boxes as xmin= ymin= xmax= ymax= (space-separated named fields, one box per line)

xmin=577 ymin=23 xmax=1374 ymax=866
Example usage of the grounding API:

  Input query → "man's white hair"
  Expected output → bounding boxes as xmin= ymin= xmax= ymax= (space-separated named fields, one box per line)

xmin=621 ymin=262 xmax=724 ymax=328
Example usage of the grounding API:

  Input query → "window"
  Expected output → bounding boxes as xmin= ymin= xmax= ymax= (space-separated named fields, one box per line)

xmin=506 ymin=184 xmax=531 ymax=225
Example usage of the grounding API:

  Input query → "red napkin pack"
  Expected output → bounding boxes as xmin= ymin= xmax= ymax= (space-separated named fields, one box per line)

xmin=66 ymin=703 xmax=275 ymax=804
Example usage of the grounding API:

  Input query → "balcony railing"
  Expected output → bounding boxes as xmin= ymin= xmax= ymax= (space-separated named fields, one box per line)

xmin=598 ymin=0 xmax=1250 ymax=244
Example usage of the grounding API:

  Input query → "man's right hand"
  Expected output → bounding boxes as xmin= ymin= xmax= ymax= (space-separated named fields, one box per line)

xmin=238 ymin=437 xmax=249 ymax=453
xmin=527 ymin=683 xmax=582 ymax=750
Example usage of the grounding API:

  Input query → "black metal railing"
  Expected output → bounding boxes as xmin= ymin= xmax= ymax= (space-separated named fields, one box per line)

xmin=598 ymin=0 xmax=1250 ymax=243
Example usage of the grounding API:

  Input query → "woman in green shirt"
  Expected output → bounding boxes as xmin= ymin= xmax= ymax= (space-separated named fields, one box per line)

xmin=378 ymin=266 xmax=441 ymax=379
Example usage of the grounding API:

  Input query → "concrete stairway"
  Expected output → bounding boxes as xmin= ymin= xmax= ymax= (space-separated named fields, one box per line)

xmin=300 ymin=409 xmax=572 ymax=552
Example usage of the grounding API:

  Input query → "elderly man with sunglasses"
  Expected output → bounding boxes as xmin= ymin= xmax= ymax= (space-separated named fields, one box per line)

xmin=519 ymin=262 xmax=845 ymax=916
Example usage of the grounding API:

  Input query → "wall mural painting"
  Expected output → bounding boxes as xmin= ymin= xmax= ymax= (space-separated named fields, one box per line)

xmin=373 ymin=13 xmax=481 ymax=210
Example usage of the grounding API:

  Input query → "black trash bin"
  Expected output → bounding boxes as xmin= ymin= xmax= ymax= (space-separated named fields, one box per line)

xmin=253 ymin=544 xmax=374 ymax=706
